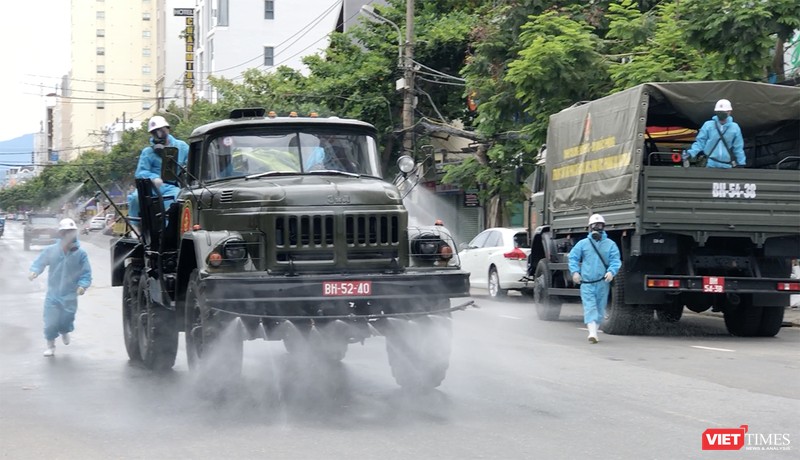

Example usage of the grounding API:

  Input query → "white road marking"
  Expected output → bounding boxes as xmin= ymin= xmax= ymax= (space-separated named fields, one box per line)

xmin=691 ymin=345 xmax=735 ymax=352
xmin=498 ymin=315 xmax=522 ymax=320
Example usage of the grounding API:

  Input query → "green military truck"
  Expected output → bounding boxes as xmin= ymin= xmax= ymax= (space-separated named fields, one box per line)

xmin=110 ymin=109 xmax=470 ymax=389
xmin=526 ymin=81 xmax=800 ymax=337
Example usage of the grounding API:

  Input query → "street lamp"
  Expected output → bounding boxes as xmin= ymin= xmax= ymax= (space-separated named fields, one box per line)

xmin=360 ymin=5 xmax=403 ymax=70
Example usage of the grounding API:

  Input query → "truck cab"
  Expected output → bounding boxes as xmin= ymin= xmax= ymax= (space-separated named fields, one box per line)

xmin=111 ymin=109 xmax=470 ymax=389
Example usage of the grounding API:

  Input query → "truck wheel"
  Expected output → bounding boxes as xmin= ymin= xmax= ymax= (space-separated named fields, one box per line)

xmin=488 ymin=267 xmax=507 ymax=298
xmin=723 ymin=301 xmax=762 ymax=337
xmin=185 ymin=270 xmax=243 ymax=375
xmin=385 ymin=314 xmax=452 ymax=390
xmin=137 ymin=276 xmax=179 ymax=371
xmin=756 ymin=308 xmax=784 ymax=337
xmin=602 ymin=269 xmax=651 ymax=335
xmin=656 ymin=303 xmax=683 ymax=323
xmin=122 ymin=264 xmax=143 ymax=362
xmin=533 ymin=259 xmax=562 ymax=321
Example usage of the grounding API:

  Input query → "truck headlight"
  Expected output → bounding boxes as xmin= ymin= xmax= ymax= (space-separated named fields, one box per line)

xmin=410 ymin=233 xmax=452 ymax=263
xmin=222 ymin=240 xmax=248 ymax=261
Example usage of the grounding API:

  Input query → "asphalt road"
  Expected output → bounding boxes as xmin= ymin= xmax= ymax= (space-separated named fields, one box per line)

xmin=1 ymin=220 xmax=798 ymax=459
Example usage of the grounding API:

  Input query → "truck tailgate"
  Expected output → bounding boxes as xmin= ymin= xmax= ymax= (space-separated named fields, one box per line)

xmin=642 ymin=167 xmax=800 ymax=234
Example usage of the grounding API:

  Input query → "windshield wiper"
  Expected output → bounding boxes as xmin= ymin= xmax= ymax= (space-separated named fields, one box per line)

xmin=245 ymin=171 xmax=300 ymax=181
xmin=305 ymin=170 xmax=361 ymax=178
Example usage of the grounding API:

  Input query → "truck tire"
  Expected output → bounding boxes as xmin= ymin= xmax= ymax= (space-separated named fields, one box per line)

xmin=185 ymin=270 xmax=243 ymax=375
xmin=386 ymin=313 xmax=452 ymax=390
xmin=723 ymin=301 xmax=762 ymax=337
xmin=137 ymin=276 xmax=179 ymax=371
xmin=756 ymin=308 xmax=784 ymax=337
xmin=122 ymin=264 xmax=143 ymax=362
xmin=602 ymin=269 xmax=651 ymax=335
xmin=488 ymin=267 xmax=507 ymax=298
xmin=656 ymin=303 xmax=683 ymax=323
xmin=533 ymin=259 xmax=562 ymax=321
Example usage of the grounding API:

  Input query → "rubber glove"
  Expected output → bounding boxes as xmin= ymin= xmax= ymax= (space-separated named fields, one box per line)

xmin=152 ymin=177 xmax=164 ymax=188
xmin=604 ymin=272 xmax=614 ymax=282
xmin=28 ymin=272 xmax=38 ymax=281
xmin=572 ymin=272 xmax=581 ymax=285
xmin=77 ymin=287 xmax=86 ymax=296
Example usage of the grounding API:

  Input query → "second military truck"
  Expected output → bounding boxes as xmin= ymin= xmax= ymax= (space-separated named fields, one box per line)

xmin=110 ymin=109 xmax=470 ymax=390
xmin=526 ymin=80 xmax=799 ymax=337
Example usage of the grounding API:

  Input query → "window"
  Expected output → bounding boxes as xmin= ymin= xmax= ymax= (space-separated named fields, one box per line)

xmin=96 ymin=83 xmax=105 ymax=92
xmin=264 ymin=0 xmax=274 ymax=19
xmin=142 ymin=84 xmax=151 ymax=93
xmin=142 ymin=101 xmax=152 ymax=110
xmin=96 ymin=29 xmax=105 ymax=37
xmin=263 ymin=46 xmax=274 ymax=67
xmin=217 ymin=0 xmax=229 ymax=26
xmin=96 ymin=101 xmax=105 ymax=109
xmin=142 ymin=30 xmax=151 ymax=38
xmin=96 ymin=11 xmax=105 ymax=19
xmin=484 ymin=231 xmax=503 ymax=248
xmin=97 ymin=65 xmax=105 ymax=73
xmin=96 ymin=47 xmax=105 ymax=56
xmin=142 ymin=65 xmax=151 ymax=74
xmin=142 ymin=12 xmax=151 ymax=21
xmin=468 ymin=231 xmax=490 ymax=249
xmin=142 ymin=48 xmax=151 ymax=57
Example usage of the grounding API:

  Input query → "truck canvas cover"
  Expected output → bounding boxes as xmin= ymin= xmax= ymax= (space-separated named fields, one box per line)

xmin=546 ymin=81 xmax=800 ymax=214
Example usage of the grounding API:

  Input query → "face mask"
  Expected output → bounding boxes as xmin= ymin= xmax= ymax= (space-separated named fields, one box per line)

xmin=590 ymin=224 xmax=604 ymax=240
xmin=151 ymin=128 xmax=168 ymax=146
xmin=716 ymin=111 xmax=729 ymax=121
xmin=60 ymin=230 xmax=78 ymax=244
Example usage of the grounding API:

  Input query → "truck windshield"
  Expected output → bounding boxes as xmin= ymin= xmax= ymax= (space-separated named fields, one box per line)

xmin=204 ymin=131 xmax=382 ymax=181
xmin=29 ymin=216 xmax=59 ymax=226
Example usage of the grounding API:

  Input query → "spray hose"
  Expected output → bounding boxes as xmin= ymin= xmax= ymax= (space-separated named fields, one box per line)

xmin=209 ymin=299 xmax=477 ymax=320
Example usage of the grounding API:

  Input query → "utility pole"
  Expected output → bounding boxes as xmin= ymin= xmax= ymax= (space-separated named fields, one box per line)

xmin=402 ymin=0 xmax=415 ymax=158
xmin=122 ymin=112 xmax=126 ymax=133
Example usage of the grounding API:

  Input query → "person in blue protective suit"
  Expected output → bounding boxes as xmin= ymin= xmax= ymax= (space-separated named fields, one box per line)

xmin=683 ymin=99 xmax=746 ymax=169
xmin=568 ymin=214 xmax=622 ymax=344
xmin=127 ymin=116 xmax=189 ymax=220
xmin=28 ymin=218 xmax=92 ymax=357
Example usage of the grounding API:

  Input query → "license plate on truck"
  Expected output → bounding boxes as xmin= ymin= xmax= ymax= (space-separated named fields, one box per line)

xmin=703 ymin=276 xmax=725 ymax=293
xmin=323 ymin=281 xmax=372 ymax=296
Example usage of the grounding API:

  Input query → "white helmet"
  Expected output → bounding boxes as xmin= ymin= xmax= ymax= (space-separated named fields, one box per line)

xmin=714 ymin=99 xmax=733 ymax=111
xmin=588 ymin=214 xmax=605 ymax=226
xmin=148 ymin=116 xmax=170 ymax=132
xmin=58 ymin=218 xmax=78 ymax=231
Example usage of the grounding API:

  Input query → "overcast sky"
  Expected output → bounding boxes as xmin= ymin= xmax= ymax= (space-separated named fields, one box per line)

xmin=0 ymin=1 xmax=71 ymax=142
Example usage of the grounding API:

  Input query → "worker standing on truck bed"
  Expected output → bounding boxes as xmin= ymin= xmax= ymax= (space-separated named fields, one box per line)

xmin=568 ymin=214 xmax=621 ymax=343
xmin=683 ymin=99 xmax=746 ymax=169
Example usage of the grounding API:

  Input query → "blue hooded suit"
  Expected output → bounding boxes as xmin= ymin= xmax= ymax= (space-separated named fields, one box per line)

xmin=568 ymin=232 xmax=622 ymax=325
xmin=685 ymin=115 xmax=746 ymax=168
xmin=127 ymin=134 xmax=189 ymax=218
xmin=30 ymin=240 xmax=93 ymax=341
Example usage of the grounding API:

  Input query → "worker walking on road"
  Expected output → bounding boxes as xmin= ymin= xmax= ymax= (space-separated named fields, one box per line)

xmin=28 ymin=218 xmax=93 ymax=357
xmin=568 ymin=214 xmax=621 ymax=343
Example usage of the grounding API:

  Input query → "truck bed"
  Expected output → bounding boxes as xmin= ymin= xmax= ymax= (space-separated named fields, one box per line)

xmin=641 ymin=166 xmax=800 ymax=236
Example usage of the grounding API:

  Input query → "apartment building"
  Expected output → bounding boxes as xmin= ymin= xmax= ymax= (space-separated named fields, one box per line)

xmin=192 ymin=0 xmax=377 ymax=100
xmin=64 ymin=0 xmax=163 ymax=160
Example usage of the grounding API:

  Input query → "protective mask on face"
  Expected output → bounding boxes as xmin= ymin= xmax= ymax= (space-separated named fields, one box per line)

xmin=590 ymin=224 xmax=604 ymax=241
xmin=715 ymin=111 xmax=729 ymax=121
xmin=151 ymin=128 xmax=168 ymax=147
xmin=60 ymin=230 xmax=78 ymax=244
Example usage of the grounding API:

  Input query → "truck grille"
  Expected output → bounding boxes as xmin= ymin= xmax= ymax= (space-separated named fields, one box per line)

xmin=275 ymin=215 xmax=335 ymax=247
xmin=345 ymin=214 xmax=400 ymax=246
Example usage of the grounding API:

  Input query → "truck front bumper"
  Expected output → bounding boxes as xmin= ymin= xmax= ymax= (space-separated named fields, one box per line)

xmin=202 ymin=269 xmax=471 ymax=316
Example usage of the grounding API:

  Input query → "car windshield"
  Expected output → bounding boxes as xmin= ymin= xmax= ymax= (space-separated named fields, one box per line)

xmin=202 ymin=130 xmax=382 ymax=181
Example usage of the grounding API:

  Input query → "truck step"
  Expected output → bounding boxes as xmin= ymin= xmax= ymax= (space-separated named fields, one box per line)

xmin=549 ymin=288 xmax=581 ymax=297
xmin=549 ymin=262 xmax=570 ymax=271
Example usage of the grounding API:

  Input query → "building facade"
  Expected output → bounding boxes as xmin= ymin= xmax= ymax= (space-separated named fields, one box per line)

xmin=191 ymin=0 xmax=377 ymax=100
xmin=63 ymin=0 xmax=163 ymax=160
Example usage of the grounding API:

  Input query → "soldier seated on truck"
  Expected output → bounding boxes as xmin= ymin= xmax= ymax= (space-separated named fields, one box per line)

xmin=303 ymin=134 xmax=359 ymax=173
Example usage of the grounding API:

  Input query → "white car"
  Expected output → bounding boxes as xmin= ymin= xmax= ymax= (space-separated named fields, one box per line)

xmin=459 ymin=227 xmax=531 ymax=297
xmin=89 ymin=214 xmax=108 ymax=230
